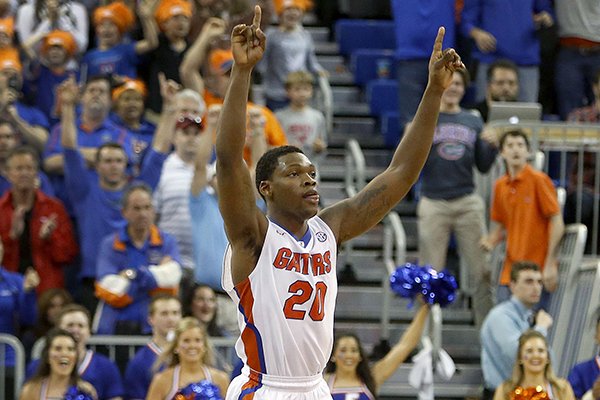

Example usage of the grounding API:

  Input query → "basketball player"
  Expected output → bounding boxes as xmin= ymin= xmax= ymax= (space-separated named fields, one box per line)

xmin=217 ymin=6 xmax=464 ymax=399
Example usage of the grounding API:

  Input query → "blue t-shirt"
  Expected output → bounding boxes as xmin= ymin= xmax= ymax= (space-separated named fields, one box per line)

xmin=27 ymin=350 xmax=124 ymax=400
xmin=15 ymin=102 xmax=50 ymax=131
xmin=124 ymin=342 xmax=163 ymax=400
xmin=568 ymin=357 xmax=600 ymax=399
xmin=0 ymin=268 xmax=36 ymax=366
xmin=109 ymin=113 xmax=156 ymax=170
xmin=82 ymin=43 xmax=139 ymax=78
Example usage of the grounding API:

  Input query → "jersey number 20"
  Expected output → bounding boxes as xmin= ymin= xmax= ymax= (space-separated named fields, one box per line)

xmin=283 ymin=280 xmax=328 ymax=321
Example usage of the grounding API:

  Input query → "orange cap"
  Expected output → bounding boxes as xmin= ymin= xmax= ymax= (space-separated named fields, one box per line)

xmin=42 ymin=30 xmax=77 ymax=57
xmin=209 ymin=48 xmax=233 ymax=75
xmin=273 ymin=0 xmax=313 ymax=15
xmin=0 ymin=18 xmax=14 ymax=39
xmin=112 ymin=79 xmax=148 ymax=101
xmin=0 ymin=48 xmax=21 ymax=72
xmin=154 ymin=0 xmax=192 ymax=29
xmin=93 ymin=2 xmax=135 ymax=34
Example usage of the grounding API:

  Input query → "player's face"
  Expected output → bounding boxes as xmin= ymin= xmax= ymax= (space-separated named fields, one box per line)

xmin=97 ymin=147 xmax=127 ymax=186
xmin=287 ymin=83 xmax=313 ymax=107
xmin=59 ymin=311 xmax=91 ymax=347
xmin=122 ymin=189 xmax=155 ymax=231
xmin=510 ymin=269 xmax=543 ymax=308
xmin=115 ymin=90 xmax=145 ymax=122
xmin=264 ymin=152 xmax=319 ymax=219
xmin=333 ymin=336 xmax=362 ymax=373
xmin=500 ymin=135 xmax=529 ymax=170
xmin=488 ymin=68 xmax=519 ymax=102
xmin=176 ymin=327 xmax=206 ymax=363
xmin=191 ymin=286 xmax=217 ymax=324
xmin=48 ymin=335 xmax=78 ymax=377
xmin=519 ymin=337 xmax=548 ymax=375
xmin=6 ymin=153 xmax=38 ymax=191
xmin=441 ymin=72 xmax=465 ymax=106
xmin=149 ymin=299 xmax=182 ymax=338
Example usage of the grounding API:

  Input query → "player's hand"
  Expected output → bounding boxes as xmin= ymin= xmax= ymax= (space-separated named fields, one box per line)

xmin=231 ymin=6 xmax=266 ymax=69
xmin=428 ymin=27 xmax=465 ymax=93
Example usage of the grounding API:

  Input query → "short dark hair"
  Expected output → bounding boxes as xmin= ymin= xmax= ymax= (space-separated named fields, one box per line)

xmin=95 ymin=142 xmax=126 ymax=163
xmin=499 ymin=129 xmax=530 ymax=151
xmin=33 ymin=328 xmax=79 ymax=384
xmin=510 ymin=261 xmax=541 ymax=282
xmin=57 ymin=304 xmax=91 ymax=330
xmin=148 ymin=293 xmax=181 ymax=316
xmin=121 ymin=181 xmax=152 ymax=209
xmin=254 ymin=145 xmax=304 ymax=199
xmin=6 ymin=145 xmax=40 ymax=168
xmin=487 ymin=59 xmax=519 ymax=82
xmin=85 ymin=74 xmax=112 ymax=90
xmin=455 ymin=67 xmax=470 ymax=87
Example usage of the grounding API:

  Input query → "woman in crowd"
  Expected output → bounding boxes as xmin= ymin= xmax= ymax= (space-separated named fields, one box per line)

xmin=35 ymin=288 xmax=73 ymax=339
xmin=184 ymin=283 xmax=228 ymax=337
xmin=146 ymin=317 xmax=229 ymax=399
xmin=324 ymin=304 xmax=429 ymax=399
xmin=19 ymin=328 xmax=96 ymax=400
xmin=494 ymin=330 xmax=575 ymax=400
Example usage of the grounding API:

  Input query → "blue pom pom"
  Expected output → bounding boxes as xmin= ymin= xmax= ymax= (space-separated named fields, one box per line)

xmin=389 ymin=264 xmax=457 ymax=307
xmin=64 ymin=386 xmax=95 ymax=400
xmin=175 ymin=380 xmax=223 ymax=400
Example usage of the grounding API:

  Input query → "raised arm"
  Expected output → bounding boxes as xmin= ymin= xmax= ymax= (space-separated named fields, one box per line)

xmin=134 ymin=0 xmax=159 ymax=54
xmin=179 ymin=17 xmax=226 ymax=94
xmin=320 ymin=27 xmax=464 ymax=243
xmin=542 ymin=213 xmax=564 ymax=292
xmin=191 ymin=106 xmax=218 ymax=196
xmin=371 ymin=304 xmax=430 ymax=388
xmin=215 ymin=6 xmax=268 ymax=285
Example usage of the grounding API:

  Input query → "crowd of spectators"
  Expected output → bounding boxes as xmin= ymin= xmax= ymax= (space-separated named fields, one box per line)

xmin=0 ymin=0 xmax=598 ymax=398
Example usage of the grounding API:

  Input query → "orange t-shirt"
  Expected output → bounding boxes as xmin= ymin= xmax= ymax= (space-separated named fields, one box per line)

xmin=203 ymin=92 xmax=287 ymax=164
xmin=491 ymin=164 xmax=560 ymax=285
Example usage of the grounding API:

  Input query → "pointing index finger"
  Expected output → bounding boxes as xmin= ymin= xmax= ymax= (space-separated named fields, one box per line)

xmin=252 ymin=5 xmax=262 ymax=29
xmin=433 ymin=26 xmax=445 ymax=55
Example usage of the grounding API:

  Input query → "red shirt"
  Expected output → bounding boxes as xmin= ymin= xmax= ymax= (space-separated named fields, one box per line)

xmin=0 ymin=190 xmax=78 ymax=293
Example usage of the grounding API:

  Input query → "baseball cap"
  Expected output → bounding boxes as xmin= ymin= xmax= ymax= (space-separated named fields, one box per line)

xmin=0 ymin=48 xmax=21 ymax=72
xmin=112 ymin=79 xmax=148 ymax=101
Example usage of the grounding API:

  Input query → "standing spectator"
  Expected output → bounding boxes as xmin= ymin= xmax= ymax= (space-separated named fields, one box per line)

xmin=480 ymin=262 xmax=553 ymax=400
xmin=110 ymin=79 xmax=156 ymax=171
xmin=146 ymin=317 xmax=230 ymax=399
xmin=94 ymin=183 xmax=182 ymax=335
xmin=568 ymin=317 xmax=600 ymax=400
xmin=0 ymin=121 xmax=54 ymax=197
xmin=26 ymin=304 xmax=125 ymax=400
xmin=257 ymin=0 xmax=325 ymax=111
xmin=391 ymin=0 xmax=455 ymax=132
xmin=124 ymin=294 xmax=182 ymax=400
xmin=153 ymin=91 xmax=206 ymax=271
xmin=19 ymin=329 xmax=96 ymax=400
xmin=481 ymin=130 xmax=564 ymax=302
xmin=554 ymin=0 xmax=600 ymax=119
xmin=22 ymin=30 xmax=79 ymax=127
xmin=471 ymin=59 xmax=520 ymax=122
xmin=494 ymin=330 xmax=575 ymax=400
xmin=275 ymin=71 xmax=327 ymax=160
xmin=145 ymin=0 xmax=193 ymax=114
xmin=0 ymin=240 xmax=39 ymax=400
xmin=15 ymin=0 xmax=88 ymax=55
xmin=83 ymin=0 xmax=159 ymax=78
xmin=0 ymin=146 xmax=78 ymax=294
xmin=414 ymin=69 xmax=496 ymax=327
xmin=0 ymin=51 xmax=50 ymax=153
xmin=461 ymin=0 xmax=554 ymax=103
xmin=55 ymin=75 xmax=171 ymax=313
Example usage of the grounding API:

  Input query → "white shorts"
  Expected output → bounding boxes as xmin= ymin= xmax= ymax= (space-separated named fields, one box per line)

xmin=226 ymin=368 xmax=331 ymax=400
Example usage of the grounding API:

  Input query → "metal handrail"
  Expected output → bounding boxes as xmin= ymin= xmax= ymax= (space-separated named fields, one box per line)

xmin=0 ymin=334 xmax=26 ymax=399
xmin=344 ymin=139 xmax=366 ymax=197
xmin=317 ymin=74 xmax=333 ymax=138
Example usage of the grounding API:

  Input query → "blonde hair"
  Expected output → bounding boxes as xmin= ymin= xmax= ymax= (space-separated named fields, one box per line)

xmin=154 ymin=317 xmax=214 ymax=371
xmin=500 ymin=330 xmax=570 ymax=399
xmin=285 ymin=70 xmax=314 ymax=88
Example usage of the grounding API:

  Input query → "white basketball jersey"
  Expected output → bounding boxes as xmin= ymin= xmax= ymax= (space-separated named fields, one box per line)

xmin=222 ymin=216 xmax=338 ymax=378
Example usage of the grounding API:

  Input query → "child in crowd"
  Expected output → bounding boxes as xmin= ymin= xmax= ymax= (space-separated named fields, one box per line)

xmin=83 ymin=0 xmax=158 ymax=78
xmin=275 ymin=70 xmax=327 ymax=160
xmin=22 ymin=30 xmax=78 ymax=126
xmin=258 ymin=0 xmax=326 ymax=111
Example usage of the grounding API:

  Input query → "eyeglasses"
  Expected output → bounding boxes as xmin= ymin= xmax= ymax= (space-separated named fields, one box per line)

xmin=176 ymin=115 xmax=204 ymax=131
